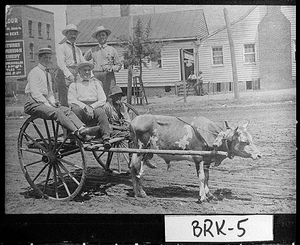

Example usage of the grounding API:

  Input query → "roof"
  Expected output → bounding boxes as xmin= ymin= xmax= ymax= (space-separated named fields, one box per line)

xmin=204 ymin=6 xmax=257 ymax=40
xmin=75 ymin=9 xmax=209 ymax=45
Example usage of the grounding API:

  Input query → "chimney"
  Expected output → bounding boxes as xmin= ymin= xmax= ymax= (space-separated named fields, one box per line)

xmin=258 ymin=6 xmax=292 ymax=90
xmin=120 ymin=5 xmax=130 ymax=17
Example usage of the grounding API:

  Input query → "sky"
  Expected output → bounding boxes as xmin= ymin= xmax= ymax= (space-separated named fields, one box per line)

xmin=29 ymin=5 xmax=66 ymax=53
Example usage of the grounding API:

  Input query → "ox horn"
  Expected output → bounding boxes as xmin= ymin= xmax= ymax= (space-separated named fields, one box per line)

xmin=224 ymin=120 xmax=231 ymax=129
xmin=242 ymin=120 xmax=250 ymax=128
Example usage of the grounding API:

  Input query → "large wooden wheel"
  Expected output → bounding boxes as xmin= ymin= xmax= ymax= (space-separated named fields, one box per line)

xmin=92 ymin=102 xmax=139 ymax=173
xmin=18 ymin=116 xmax=86 ymax=201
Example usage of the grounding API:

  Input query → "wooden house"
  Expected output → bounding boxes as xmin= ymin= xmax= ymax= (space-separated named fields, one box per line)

xmin=75 ymin=5 xmax=295 ymax=95
xmin=198 ymin=5 xmax=296 ymax=92
xmin=75 ymin=9 xmax=209 ymax=95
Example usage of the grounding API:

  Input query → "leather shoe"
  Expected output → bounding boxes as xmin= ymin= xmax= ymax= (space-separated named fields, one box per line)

xmin=103 ymin=139 xmax=112 ymax=149
xmin=79 ymin=125 xmax=101 ymax=137
xmin=74 ymin=129 xmax=95 ymax=142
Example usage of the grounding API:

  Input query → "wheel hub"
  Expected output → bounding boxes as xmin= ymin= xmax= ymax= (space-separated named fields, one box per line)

xmin=42 ymin=151 xmax=57 ymax=165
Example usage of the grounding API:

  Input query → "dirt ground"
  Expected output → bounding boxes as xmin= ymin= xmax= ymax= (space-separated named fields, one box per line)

xmin=5 ymin=89 xmax=296 ymax=214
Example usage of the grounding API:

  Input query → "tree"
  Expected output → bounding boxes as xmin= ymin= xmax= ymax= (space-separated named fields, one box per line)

xmin=117 ymin=17 xmax=164 ymax=104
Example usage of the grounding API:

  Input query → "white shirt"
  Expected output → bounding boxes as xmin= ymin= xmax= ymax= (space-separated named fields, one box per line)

xmin=25 ymin=63 xmax=56 ymax=105
xmin=56 ymin=41 xmax=86 ymax=78
xmin=84 ymin=43 xmax=122 ymax=72
xmin=68 ymin=77 xmax=106 ymax=109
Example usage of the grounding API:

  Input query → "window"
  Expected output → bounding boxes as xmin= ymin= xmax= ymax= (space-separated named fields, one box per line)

xmin=29 ymin=43 xmax=34 ymax=60
xmin=28 ymin=20 xmax=33 ymax=36
xmin=293 ymin=40 xmax=296 ymax=62
xmin=244 ymin=44 xmax=256 ymax=63
xmin=46 ymin=24 xmax=50 ymax=39
xmin=212 ymin=46 xmax=223 ymax=65
xmin=246 ymin=80 xmax=253 ymax=90
xmin=38 ymin=22 xmax=42 ymax=37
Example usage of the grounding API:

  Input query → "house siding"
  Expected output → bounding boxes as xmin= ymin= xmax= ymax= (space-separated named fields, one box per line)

xmin=199 ymin=7 xmax=260 ymax=89
xmin=80 ymin=40 xmax=197 ymax=88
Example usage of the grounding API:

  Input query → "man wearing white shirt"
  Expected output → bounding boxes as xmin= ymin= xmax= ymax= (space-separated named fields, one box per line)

xmin=84 ymin=26 xmax=122 ymax=98
xmin=68 ymin=61 xmax=111 ymax=148
xmin=24 ymin=47 xmax=94 ymax=142
xmin=56 ymin=24 xmax=86 ymax=106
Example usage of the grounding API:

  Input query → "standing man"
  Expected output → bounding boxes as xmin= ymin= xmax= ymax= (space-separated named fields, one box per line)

xmin=84 ymin=26 xmax=122 ymax=98
xmin=68 ymin=61 xmax=111 ymax=148
xmin=56 ymin=24 xmax=86 ymax=106
xmin=24 ymin=47 xmax=94 ymax=142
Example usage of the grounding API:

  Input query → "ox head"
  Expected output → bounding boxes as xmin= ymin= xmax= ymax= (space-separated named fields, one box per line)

xmin=213 ymin=121 xmax=261 ymax=160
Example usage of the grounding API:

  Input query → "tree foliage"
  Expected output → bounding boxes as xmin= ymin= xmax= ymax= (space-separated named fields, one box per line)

xmin=117 ymin=17 xmax=164 ymax=73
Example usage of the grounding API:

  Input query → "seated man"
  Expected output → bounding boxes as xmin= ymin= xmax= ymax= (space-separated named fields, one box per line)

xmin=24 ymin=47 xmax=94 ymax=142
xmin=103 ymin=86 xmax=131 ymax=135
xmin=103 ymin=86 xmax=157 ymax=168
xmin=68 ymin=61 xmax=111 ymax=148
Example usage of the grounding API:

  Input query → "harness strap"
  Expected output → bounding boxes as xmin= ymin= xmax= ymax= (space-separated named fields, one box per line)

xmin=176 ymin=117 xmax=209 ymax=148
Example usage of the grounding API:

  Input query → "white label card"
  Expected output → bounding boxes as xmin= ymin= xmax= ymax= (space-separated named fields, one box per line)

xmin=165 ymin=215 xmax=273 ymax=242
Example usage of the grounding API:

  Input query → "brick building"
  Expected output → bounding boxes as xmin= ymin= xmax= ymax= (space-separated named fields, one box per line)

xmin=5 ymin=5 xmax=56 ymax=95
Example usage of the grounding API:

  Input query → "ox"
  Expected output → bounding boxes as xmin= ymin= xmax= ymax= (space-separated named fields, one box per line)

xmin=129 ymin=114 xmax=261 ymax=203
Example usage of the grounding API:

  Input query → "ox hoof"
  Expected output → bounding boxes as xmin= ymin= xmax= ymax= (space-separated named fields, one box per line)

xmin=135 ymin=193 xmax=147 ymax=198
xmin=135 ymin=190 xmax=147 ymax=198
xmin=197 ymin=197 xmax=208 ymax=204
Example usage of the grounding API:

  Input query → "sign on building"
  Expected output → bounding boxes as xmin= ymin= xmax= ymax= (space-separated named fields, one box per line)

xmin=5 ymin=40 xmax=26 ymax=77
xmin=5 ymin=6 xmax=23 ymax=40
xmin=5 ymin=6 xmax=25 ymax=77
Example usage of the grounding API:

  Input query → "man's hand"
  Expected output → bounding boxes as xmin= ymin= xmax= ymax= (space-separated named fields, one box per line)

xmin=66 ymin=75 xmax=75 ymax=86
xmin=84 ymin=105 xmax=94 ymax=118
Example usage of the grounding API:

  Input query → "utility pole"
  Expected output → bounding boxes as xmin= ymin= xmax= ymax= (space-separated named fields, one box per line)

xmin=224 ymin=8 xmax=240 ymax=99
xmin=180 ymin=49 xmax=187 ymax=103
xmin=127 ymin=14 xmax=133 ymax=104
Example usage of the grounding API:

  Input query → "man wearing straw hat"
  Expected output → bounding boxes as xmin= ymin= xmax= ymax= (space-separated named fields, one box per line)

xmin=56 ymin=24 xmax=86 ymax=106
xmin=24 ymin=47 xmax=94 ymax=142
xmin=68 ymin=61 xmax=111 ymax=148
xmin=84 ymin=26 xmax=122 ymax=98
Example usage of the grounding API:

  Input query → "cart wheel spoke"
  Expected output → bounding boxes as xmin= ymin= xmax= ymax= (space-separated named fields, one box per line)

xmin=56 ymin=164 xmax=71 ymax=197
xmin=32 ymin=162 xmax=50 ymax=183
xmin=43 ymin=164 xmax=53 ymax=193
xmin=58 ymin=157 xmax=84 ymax=170
xmin=18 ymin=116 xmax=86 ymax=201
xmin=57 ymin=161 xmax=80 ymax=186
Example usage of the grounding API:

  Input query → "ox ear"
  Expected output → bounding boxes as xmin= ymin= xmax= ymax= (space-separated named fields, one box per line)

xmin=224 ymin=120 xmax=231 ymax=129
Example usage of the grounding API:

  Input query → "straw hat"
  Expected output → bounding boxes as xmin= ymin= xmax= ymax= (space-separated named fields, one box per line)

xmin=35 ymin=47 xmax=55 ymax=55
xmin=109 ymin=86 xmax=125 ymax=97
xmin=75 ymin=61 xmax=95 ymax=73
xmin=62 ymin=24 xmax=80 ymax=36
xmin=92 ymin=26 xmax=111 ymax=38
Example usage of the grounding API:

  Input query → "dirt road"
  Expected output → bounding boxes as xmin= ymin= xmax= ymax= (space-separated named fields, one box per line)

xmin=5 ymin=96 xmax=296 ymax=214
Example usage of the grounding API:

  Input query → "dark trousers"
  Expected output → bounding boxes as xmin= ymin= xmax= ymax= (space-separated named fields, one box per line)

xmin=24 ymin=96 xmax=84 ymax=132
xmin=56 ymin=69 xmax=69 ymax=107
xmin=94 ymin=71 xmax=116 ymax=99
xmin=70 ymin=104 xmax=111 ymax=140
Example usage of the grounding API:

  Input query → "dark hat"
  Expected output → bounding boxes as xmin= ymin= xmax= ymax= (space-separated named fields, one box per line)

xmin=109 ymin=86 xmax=125 ymax=97
xmin=75 ymin=61 xmax=95 ymax=73
xmin=35 ymin=47 xmax=55 ymax=55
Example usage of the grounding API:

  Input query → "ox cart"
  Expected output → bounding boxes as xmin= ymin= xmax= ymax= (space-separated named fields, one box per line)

xmin=17 ymin=103 xmax=228 ymax=201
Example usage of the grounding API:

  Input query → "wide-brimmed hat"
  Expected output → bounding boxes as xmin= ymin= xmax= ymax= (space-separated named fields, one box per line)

xmin=92 ymin=26 xmax=111 ymax=38
xmin=75 ymin=61 xmax=95 ymax=73
xmin=109 ymin=86 xmax=125 ymax=97
xmin=35 ymin=47 xmax=55 ymax=55
xmin=62 ymin=24 xmax=80 ymax=36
